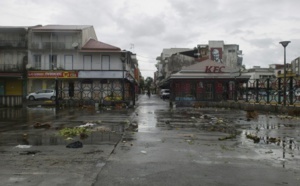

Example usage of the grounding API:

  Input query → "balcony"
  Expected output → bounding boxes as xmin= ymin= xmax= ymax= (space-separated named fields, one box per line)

xmin=0 ymin=40 xmax=27 ymax=48
xmin=31 ymin=42 xmax=80 ymax=50
xmin=0 ymin=64 xmax=24 ymax=72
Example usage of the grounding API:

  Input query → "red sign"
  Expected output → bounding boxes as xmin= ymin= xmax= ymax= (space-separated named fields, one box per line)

xmin=205 ymin=66 xmax=225 ymax=73
xmin=28 ymin=71 xmax=78 ymax=78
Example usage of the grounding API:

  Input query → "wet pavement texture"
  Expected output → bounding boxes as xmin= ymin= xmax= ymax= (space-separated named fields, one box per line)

xmin=94 ymin=95 xmax=300 ymax=186
xmin=0 ymin=95 xmax=300 ymax=186
xmin=0 ymin=105 xmax=134 ymax=186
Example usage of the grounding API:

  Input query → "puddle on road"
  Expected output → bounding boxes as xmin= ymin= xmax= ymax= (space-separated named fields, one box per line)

xmin=0 ymin=107 xmax=129 ymax=147
xmin=152 ymin=108 xmax=300 ymax=169
xmin=1 ymin=105 xmax=299 ymax=168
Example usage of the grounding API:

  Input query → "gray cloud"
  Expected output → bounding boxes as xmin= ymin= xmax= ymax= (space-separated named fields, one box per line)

xmin=1 ymin=0 xmax=300 ymax=78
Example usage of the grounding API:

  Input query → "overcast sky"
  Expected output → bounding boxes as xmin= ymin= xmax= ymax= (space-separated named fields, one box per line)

xmin=1 ymin=0 xmax=300 ymax=78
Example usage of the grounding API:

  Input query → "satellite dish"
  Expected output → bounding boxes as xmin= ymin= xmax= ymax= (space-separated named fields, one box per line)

xmin=72 ymin=42 xmax=79 ymax=48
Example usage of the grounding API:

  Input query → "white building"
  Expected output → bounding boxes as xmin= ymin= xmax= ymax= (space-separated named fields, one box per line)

xmin=27 ymin=25 xmax=139 ymax=106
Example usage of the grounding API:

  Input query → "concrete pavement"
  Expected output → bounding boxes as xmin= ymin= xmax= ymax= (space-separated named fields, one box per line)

xmin=93 ymin=94 xmax=300 ymax=186
xmin=0 ymin=94 xmax=299 ymax=186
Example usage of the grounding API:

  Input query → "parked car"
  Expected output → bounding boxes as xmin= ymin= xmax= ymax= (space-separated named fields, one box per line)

xmin=295 ymin=88 xmax=300 ymax=96
xmin=26 ymin=89 xmax=56 ymax=101
xmin=273 ymin=90 xmax=288 ymax=96
xmin=160 ymin=89 xmax=170 ymax=99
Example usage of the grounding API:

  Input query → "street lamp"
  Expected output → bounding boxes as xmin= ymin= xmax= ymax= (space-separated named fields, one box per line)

xmin=279 ymin=41 xmax=291 ymax=106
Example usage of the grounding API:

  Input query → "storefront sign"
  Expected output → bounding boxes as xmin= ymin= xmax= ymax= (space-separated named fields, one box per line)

xmin=28 ymin=71 xmax=78 ymax=78
xmin=205 ymin=66 xmax=225 ymax=73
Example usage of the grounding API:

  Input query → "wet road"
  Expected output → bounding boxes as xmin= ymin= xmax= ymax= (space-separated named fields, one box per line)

xmin=94 ymin=94 xmax=300 ymax=186
xmin=0 ymin=103 xmax=135 ymax=186
xmin=0 ymin=95 xmax=299 ymax=185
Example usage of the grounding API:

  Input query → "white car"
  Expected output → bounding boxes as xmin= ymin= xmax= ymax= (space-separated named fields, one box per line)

xmin=295 ymin=88 xmax=300 ymax=96
xmin=160 ymin=89 xmax=170 ymax=99
xmin=26 ymin=89 xmax=56 ymax=101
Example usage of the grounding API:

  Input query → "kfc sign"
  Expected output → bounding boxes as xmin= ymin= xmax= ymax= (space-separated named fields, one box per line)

xmin=205 ymin=66 xmax=225 ymax=73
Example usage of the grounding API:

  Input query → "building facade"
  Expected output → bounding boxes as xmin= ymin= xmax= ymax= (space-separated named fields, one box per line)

xmin=0 ymin=26 xmax=29 ymax=106
xmin=1 ymin=25 xmax=140 ymax=107
xmin=170 ymin=59 xmax=250 ymax=106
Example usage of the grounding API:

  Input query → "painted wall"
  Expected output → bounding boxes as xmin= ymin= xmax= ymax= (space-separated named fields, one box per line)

xmin=5 ymin=79 xmax=22 ymax=95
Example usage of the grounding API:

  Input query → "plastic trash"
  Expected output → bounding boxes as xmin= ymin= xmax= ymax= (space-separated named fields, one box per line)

xmin=66 ymin=141 xmax=83 ymax=148
xmin=15 ymin=145 xmax=32 ymax=149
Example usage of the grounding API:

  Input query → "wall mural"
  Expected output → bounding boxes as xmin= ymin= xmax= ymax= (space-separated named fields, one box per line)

xmin=210 ymin=48 xmax=223 ymax=63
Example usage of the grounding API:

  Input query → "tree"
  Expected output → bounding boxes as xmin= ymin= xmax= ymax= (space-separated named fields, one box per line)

xmin=139 ymin=79 xmax=145 ymax=93
xmin=145 ymin=77 xmax=153 ymax=89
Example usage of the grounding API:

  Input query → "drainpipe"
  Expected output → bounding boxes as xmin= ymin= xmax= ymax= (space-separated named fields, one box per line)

xmin=121 ymin=51 xmax=127 ymax=102
xmin=55 ymin=77 xmax=59 ymax=111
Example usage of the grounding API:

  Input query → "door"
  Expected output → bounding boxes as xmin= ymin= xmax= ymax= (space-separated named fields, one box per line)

xmin=204 ymin=82 xmax=213 ymax=100
xmin=65 ymin=55 xmax=73 ymax=70
xmin=0 ymin=81 xmax=4 ymax=95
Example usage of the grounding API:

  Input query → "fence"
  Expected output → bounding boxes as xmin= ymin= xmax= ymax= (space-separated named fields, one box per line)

xmin=239 ymin=77 xmax=300 ymax=105
xmin=0 ymin=96 xmax=23 ymax=107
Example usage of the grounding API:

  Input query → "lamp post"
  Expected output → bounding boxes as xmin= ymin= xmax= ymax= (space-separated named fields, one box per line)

xmin=279 ymin=41 xmax=291 ymax=106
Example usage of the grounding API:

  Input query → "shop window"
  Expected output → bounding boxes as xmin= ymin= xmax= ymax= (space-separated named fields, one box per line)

xmin=34 ymin=55 xmax=41 ymax=70
xmin=49 ymin=55 xmax=57 ymax=70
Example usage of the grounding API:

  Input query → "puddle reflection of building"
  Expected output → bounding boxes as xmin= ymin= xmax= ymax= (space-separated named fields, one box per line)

xmin=0 ymin=108 xmax=24 ymax=120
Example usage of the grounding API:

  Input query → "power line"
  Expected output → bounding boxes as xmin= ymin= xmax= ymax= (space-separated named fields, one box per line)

xmin=137 ymin=59 xmax=157 ymax=63
xmin=137 ymin=55 xmax=157 ymax=60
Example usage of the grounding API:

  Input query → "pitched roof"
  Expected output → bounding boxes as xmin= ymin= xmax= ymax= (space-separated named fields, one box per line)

xmin=170 ymin=59 xmax=250 ymax=79
xmin=31 ymin=25 xmax=92 ymax=31
xmin=80 ymin=39 xmax=121 ymax=52
xmin=181 ymin=59 xmax=234 ymax=72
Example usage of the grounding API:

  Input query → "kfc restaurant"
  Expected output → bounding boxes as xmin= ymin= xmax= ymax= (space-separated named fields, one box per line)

xmin=169 ymin=59 xmax=250 ymax=106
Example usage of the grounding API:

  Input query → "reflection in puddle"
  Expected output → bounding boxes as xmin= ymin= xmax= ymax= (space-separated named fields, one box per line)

xmin=241 ymin=114 xmax=300 ymax=169
xmin=0 ymin=106 xmax=128 ymax=147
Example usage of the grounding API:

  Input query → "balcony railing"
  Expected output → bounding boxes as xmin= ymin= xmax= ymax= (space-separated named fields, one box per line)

xmin=0 ymin=40 xmax=27 ymax=48
xmin=31 ymin=42 xmax=80 ymax=50
xmin=0 ymin=64 xmax=24 ymax=72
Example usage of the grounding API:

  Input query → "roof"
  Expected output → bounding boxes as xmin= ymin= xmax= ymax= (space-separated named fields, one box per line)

xmin=170 ymin=59 xmax=251 ymax=79
xmin=0 ymin=26 xmax=28 ymax=32
xmin=80 ymin=39 xmax=121 ymax=52
xmin=181 ymin=59 xmax=236 ymax=73
xmin=31 ymin=25 xmax=92 ymax=31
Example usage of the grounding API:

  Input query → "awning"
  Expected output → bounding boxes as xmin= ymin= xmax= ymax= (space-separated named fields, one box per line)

xmin=0 ymin=72 xmax=22 ymax=78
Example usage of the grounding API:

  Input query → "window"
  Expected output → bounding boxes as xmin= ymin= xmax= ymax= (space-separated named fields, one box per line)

xmin=49 ymin=55 xmax=57 ymax=70
xmin=228 ymin=49 xmax=236 ymax=53
xmin=102 ymin=55 xmax=110 ymax=70
xmin=65 ymin=55 xmax=73 ymax=70
xmin=34 ymin=55 xmax=41 ymax=69
xmin=83 ymin=55 xmax=92 ymax=70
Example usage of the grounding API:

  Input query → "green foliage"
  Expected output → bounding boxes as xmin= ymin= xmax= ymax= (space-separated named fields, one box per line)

xmin=145 ymin=77 xmax=153 ymax=89
xmin=139 ymin=79 xmax=145 ymax=90
xmin=58 ymin=127 xmax=90 ymax=138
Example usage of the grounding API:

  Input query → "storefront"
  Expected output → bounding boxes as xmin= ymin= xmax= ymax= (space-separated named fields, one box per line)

xmin=27 ymin=71 xmax=78 ymax=93
xmin=170 ymin=59 xmax=250 ymax=106
xmin=0 ymin=72 xmax=24 ymax=96
xmin=0 ymin=72 xmax=24 ymax=107
xmin=27 ymin=70 xmax=136 ymax=106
